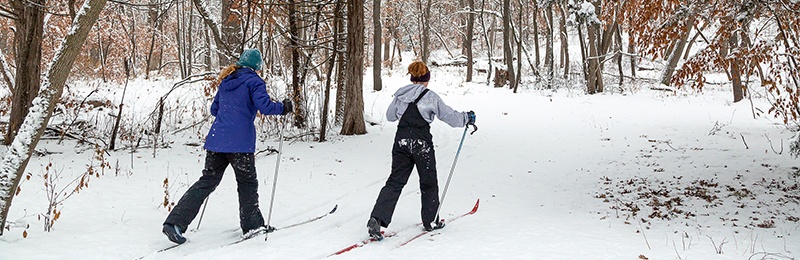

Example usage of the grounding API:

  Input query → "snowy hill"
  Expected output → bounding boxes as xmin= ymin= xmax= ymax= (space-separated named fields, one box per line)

xmin=0 ymin=65 xmax=798 ymax=260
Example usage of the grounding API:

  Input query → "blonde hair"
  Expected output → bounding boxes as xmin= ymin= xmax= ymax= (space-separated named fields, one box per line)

xmin=407 ymin=61 xmax=429 ymax=78
xmin=212 ymin=65 xmax=241 ymax=87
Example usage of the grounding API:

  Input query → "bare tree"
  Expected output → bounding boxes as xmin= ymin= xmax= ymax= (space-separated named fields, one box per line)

xmin=373 ymin=0 xmax=382 ymax=91
xmin=321 ymin=0 xmax=344 ymax=142
xmin=544 ymin=1 xmax=554 ymax=86
xmin=220 ymin=0 xmax=243 ymax=64
xmin=334 ymin=0 xmax=347 ymax=126
xmin=558 ymin=1 xmax=569 ymax=78
xmin=341 ymin=0 xmax=366 ymax=135
xmin=4 ymin=0 xmax=45 ymax=145
xmin=465 ymin=0 xmax=475 ymax=82
xmin=503 ymin=0 xmax=517 ymax=91
xmin=421 ymin=0 xmax=432 ymax=63
xmin=660 ymin=16 xmax=694 ymax=86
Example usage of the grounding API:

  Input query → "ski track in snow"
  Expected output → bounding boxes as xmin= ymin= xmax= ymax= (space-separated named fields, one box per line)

xmin=0 ymin=64 xmax=798 ymax=260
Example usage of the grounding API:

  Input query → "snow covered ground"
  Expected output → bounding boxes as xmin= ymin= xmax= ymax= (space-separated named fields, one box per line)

xmin=0 ymin=63 xmax=798 ymax=260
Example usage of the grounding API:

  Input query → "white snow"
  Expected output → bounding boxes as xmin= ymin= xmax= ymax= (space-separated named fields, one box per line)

xmin=0 ymin=61 xmax=798 ymax=260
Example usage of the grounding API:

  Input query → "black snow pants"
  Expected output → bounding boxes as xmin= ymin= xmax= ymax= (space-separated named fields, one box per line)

xmin=164 ymin=151 xmax=265 ymax=234
xmin=370 ymin=89 xmax=440 ymax=227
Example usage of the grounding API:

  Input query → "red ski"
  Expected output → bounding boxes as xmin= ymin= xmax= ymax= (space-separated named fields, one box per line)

xmin=396 ymin=199 xmax=479 ymax=247
xmin=328 ymin=199 xmax=479 ymax=257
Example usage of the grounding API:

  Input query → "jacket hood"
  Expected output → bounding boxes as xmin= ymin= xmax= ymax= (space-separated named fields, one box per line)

xmin=394 ymin=84 xmax=427 ymax=103
xmin=220 ymin=68 xmax=258 ymax=91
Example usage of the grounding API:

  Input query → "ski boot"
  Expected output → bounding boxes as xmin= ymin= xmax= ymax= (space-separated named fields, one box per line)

xmin=162 ymin=223 xmax=187 ymax=244
xmin=423 ymin=219 xmax=445 ymax=232
xmin=367 ymin=217 xmax=383 ymax=241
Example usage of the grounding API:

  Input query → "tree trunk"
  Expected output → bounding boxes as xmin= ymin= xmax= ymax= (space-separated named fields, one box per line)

xmin=421 ymin=0 xmax=432 ymax=63
xmin=683 ymin=22 xmax=708 ymax=60
xmin=383 ymin=30 xmax=391 ymax=61
xmin=110 ymin=61 xmax=130 ymax=150
xmin=5 ymin=0 xmax=45 ymax=145
xmin=544 ymin=2 xmax=554 ymax=85
xmin=334 ymin=0 xmax=347 ymax=126
xmin=193 ymin=0 xmax=234 ymax=64
xmin=660 ymin=17 xmax=694 ymax=86
xmin=288 ymin=0 xmax=305 ymax=128
xmin=558 ymin=2 xmax=568 ymax=79
xmin=729 ymin=33 xmax=744 ymax=102
xmin=321 ymin=0 xmax=343 ymax=142
xmin=628 ymin=17 xmax=636 ymax=78
xmin=220 ymin=0 xmax=243 ymax=64
xmin=0 ymin=48 xmax=13 ymax=90
xmin=503 ymin=0 xmax=517 ymax=91
xmin=586 ymin=22 xmax=599 ymax=94
xmin=577 ymin=21 xmax=589 ymax=88
xmin=373 ymin=0 xmax=382 ymax=91
xmin=480 ymin=0 xmax=492 ymax=85
xmin=614 ymin=23 xmax=623 ymax=85
xmin=532 ymin=0 xmax=540 ymax=68
xmin=465 ymin=0 xmax=475 ymax=82
xmin=341 ymin=0 xmax=366 ymax=135
xmin=0 ymin=0 xmax=108 ymax=235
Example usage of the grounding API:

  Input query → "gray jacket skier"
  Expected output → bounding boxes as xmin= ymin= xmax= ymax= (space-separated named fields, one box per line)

xmin=368 ymin=61 xmax=476 ymax=240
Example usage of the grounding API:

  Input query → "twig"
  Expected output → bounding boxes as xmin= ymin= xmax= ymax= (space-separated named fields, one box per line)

xmin=639 ymin=221 xmax=651 ymax=250
xmin=673 ymin=241 xmax=683 ymax=259
xmin=764 ymin=134 xmax=783 ymax=154
xmin=707 ymin=235 xmax=727 ymax=254
xmin=663 ymin=140 xmax=679 ymax=151
xmin=748 ymin=252 xmax=796 ymax=260
xmin=172 ymin=115 xmax=212 ymax=134
xmin=59 ymin=88 xmax=98 ymax=144
xmin=741 ymin=134 xmax=749 ymax=149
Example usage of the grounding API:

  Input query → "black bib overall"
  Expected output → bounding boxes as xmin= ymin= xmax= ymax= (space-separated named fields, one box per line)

xmin=371 ymin=89 xmax=440 ymax=227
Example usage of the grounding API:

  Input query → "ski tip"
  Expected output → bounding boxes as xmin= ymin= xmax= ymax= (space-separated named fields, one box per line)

xmin=330 ymin=205 xmax=338 ymax=214
xmin=470 ymin=199 xmax=480 ymax=213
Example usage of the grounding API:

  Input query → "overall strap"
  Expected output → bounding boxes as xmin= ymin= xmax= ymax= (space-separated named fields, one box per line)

xmin=413 ymin=89 xmax=430 ymax=105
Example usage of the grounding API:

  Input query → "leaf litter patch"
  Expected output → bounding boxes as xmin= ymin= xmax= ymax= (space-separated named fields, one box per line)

xmin=595 ymin=172 xmax=799 ymax=230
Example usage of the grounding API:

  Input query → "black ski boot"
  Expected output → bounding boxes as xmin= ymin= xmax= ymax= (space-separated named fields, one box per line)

xmin=243 ymin=225 xmax=276 ymax=239
xmin=162 ymin=223 xmax=187 ymax=244
xmin=367 ymin=217 xmax=383 ymax=241
xmin=423 ymin=220 xmax=445 ymax=232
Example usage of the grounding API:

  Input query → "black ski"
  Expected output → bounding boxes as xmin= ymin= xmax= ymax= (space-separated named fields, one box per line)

xmin=228 ymin=204 xmax=338 ymax=245
xmin=134 ymin=204 xmax=337 ymax=259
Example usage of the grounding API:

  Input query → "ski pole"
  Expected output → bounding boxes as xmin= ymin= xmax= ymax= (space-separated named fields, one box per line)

xmin=434 ymin=124 xmax=477 ymax=224
xmin=265 ymin=114 xmax=287 ymax=241
xmin=194 ymin=196 xmax=210 ymax=231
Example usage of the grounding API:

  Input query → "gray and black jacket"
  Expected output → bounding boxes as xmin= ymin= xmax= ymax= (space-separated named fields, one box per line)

xmin=386 ymin=84 xmax=470 ymax=128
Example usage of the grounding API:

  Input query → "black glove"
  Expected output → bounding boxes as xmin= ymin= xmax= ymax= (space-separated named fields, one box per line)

xmin=281 ymin=98 xmax=293 ymax=115
xmin=466 ymin=110 xmax=476 ymax=125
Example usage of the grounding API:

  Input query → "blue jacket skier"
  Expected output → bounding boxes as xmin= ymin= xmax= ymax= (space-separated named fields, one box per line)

xmin=162 ymin=49 xmax=293 ymax=244
xmin=367 ymin=61 xmax=476 ymax=240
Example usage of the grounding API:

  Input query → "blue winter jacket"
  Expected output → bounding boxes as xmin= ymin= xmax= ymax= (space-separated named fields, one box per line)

xmin=204 ymin=68 xmax=285 ymax=153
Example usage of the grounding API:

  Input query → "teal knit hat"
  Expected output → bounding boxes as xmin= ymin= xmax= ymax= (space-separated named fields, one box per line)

xmin=236 ymin=49 xmax=263 ymax=71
